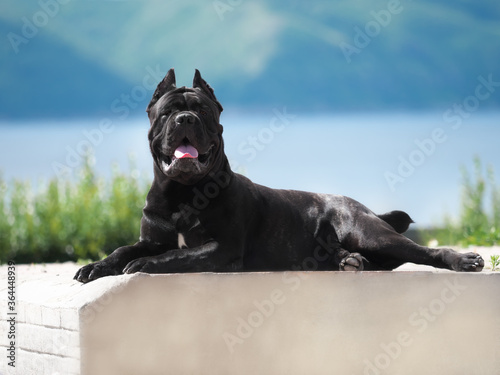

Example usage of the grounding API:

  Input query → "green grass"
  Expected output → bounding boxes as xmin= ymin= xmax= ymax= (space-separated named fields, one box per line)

xmin=422 ymin=157 xmax=500 ymax=247
xmin=490 ymin=255 xmax=500 ymax=271
xmin=0 ymin=155 xmax=150 ymax=264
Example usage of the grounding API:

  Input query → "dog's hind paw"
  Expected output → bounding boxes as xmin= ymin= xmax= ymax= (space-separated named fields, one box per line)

xmin=339 ymin=253 xmax=364 ymax=271
xmin=453 ymin=252 xmax=484 ymax=272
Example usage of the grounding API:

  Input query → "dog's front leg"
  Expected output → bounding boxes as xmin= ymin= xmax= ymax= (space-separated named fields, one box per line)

xmin=74 ymin=241 xmax=170 ymax=283
xmin=123 ymin=241 xmax=239 ymax=274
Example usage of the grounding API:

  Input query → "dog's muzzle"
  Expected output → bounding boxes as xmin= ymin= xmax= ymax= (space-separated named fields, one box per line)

xmin=160 ymin=141 xmax=214 ymax=176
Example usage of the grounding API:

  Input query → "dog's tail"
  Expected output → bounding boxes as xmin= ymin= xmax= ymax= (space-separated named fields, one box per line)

xmin=378 ymin=210 xmax=414 ymax=234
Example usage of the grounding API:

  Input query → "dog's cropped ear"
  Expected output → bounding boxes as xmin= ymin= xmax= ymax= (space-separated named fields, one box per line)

xmin=193 ymin=69 xmax=223 ymax=113
xmin=146 ymin=68 xmax=176 ymax=114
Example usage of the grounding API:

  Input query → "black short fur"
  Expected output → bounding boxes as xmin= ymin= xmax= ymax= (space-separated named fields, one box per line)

xmin=75 ymin=69 xmax=484 ymax=283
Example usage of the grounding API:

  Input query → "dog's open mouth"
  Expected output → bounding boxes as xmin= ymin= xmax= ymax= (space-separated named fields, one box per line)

xmin=160 ymin=142 xmax=213 ymax=174
xmin=174 ymin=143 xmax=199 ymax=159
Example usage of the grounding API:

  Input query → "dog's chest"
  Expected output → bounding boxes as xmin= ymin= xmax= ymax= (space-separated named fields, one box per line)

xmin=177 ymin=233 xmax=188 ymax=249
xmin=173 ymin=215 xmax=209 ymax=249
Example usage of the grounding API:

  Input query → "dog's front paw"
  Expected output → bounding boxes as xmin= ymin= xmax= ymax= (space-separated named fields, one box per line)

xmin=339 ymin=253 xmax=364 ymax=271
xmin=453 ymin=252 xmax=484 ymax=272
xmin=123 ymin=256 xmax=159 ymax=274
xmin=74 ymin=259 xmax=122 ymax=283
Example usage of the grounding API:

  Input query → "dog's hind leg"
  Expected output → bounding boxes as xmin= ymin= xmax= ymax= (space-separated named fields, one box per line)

xmin=336 ymin=249 xmax=364 ymax=271
xmin=329 ymin=241 xmax=387 ymax=271
xmin=335 ymin=209 xmax=484 ymax=272
xmin=337 ymin=251 xmax=393 ymax=271
xmin=350 ymin=224 xmax=484 ymax=271
xmin=314 ymin=220 xmax=388 ymax=271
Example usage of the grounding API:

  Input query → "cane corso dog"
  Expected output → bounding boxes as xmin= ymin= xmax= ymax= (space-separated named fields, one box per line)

xmin=74 ymin=69 xmax=484 ymax=283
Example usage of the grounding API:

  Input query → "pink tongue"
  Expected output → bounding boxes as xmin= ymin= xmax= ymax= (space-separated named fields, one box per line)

xmin=174 ymin=144 xmax=199 ymax=159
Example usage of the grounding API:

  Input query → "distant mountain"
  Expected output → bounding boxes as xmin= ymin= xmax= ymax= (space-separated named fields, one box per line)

xmin=1 ymin=1 xmax=499 ymax=120
xmin=0 ymin=19 xmax=134 ymax=119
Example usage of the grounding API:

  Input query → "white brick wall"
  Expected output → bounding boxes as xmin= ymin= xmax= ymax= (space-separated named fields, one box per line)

xmin=1 ymin=263 xmax=82 ymax=375
xmin=16 ymin=348 xmax=79 ymax=375
xmin=23 ymin=303 xmax=43 ymax=326
xmin=17 ymin=322 xmax=79 ymax=358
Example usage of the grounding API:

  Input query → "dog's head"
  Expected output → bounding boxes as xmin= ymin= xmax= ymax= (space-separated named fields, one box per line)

xmin=146 ymin=69 xmax=224 ymax=185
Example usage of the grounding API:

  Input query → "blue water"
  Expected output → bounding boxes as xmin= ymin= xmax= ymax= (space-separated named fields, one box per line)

xmin=1 ymin=110 xmax=499 ymax=228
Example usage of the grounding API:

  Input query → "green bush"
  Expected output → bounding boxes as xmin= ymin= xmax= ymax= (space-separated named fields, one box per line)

xmin=0 ymin=156 xmax=149 ymax=264
xmin=423 ymin=157 xmax=500 ymax=247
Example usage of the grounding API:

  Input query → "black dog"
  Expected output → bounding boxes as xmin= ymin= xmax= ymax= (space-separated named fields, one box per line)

xmin=74 ymin=69 xmax=484 ymax=283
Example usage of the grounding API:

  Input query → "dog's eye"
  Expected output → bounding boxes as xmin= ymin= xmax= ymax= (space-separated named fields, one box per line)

xmin=161 ymin=110 xmax=172 ymax=119
xmin=161 ymin=113 xmax=172 ymax=124
xmin=199 ymin=109 xmax=208 ymax=117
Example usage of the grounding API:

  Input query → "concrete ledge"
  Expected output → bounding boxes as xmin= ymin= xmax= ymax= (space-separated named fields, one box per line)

xmin=1 ymin=262 xmax=499 ymax=375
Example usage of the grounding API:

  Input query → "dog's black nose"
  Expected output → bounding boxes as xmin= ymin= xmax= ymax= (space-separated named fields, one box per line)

xmin=175 ymin=113 xmax=195 ymax=125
